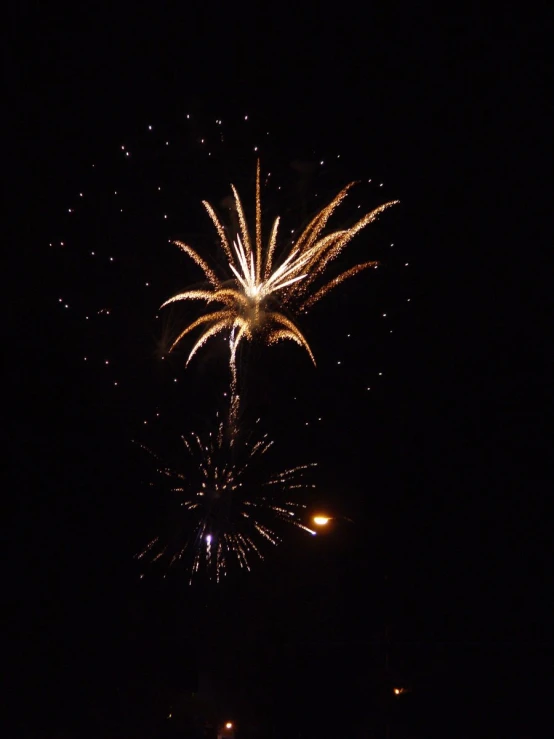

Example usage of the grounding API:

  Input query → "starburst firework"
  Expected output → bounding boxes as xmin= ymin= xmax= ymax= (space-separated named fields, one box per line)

xmin=161 ymin=161 xmax=398 ymax=369
xmin=135 ymin=397 xmax=317 ymax=583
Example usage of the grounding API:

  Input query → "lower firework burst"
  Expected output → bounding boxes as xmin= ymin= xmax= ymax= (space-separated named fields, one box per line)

xmin=134 ymin=396 xmax=317 ymax=583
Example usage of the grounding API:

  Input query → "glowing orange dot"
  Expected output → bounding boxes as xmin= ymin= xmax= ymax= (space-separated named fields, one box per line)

xmin=313 ymin=516 xmax=330 ymax=526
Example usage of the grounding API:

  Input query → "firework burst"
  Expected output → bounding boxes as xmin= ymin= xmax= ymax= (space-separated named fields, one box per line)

xmin=135 ymin=396 xmax=317 ymax=583
xmin=161 ymin=160 xmax=398 ymax=370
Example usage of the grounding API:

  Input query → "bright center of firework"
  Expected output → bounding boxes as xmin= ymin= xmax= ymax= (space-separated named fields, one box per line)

xmin=205 ymin=534 xmax=212 ymax=544
xmin=313 ymin=515 xmax=330 ymax=525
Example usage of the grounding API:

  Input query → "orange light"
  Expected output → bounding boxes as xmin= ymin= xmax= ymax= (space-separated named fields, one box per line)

xmin=313 ymin=516 xmax=330 ymax=526
xmin=225 ymin=721 xmax=233 ymax=729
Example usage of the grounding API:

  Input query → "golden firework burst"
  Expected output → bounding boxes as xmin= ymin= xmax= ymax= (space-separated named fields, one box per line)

xmin=161 ymin=160 xmax=398 ymax=369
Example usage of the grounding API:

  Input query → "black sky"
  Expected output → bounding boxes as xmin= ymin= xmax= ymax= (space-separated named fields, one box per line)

xmin=6 ymin=3 xmax=551 ymax=737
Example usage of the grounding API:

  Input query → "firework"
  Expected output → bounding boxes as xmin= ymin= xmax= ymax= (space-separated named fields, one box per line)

xmin=161 ymin=160 xmax=398 ymax=370
xmin=135 ymin=396 xmax=317 ymax=583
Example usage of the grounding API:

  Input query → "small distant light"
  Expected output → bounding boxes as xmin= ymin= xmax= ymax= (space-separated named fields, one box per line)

xmin=382 ymin=313 xmax=387 ymax=317
xmin=320 ymin=160 xmax=324 ymax=165
xmin=84 ymin=357 xmax=87 ymax=361
xmin=174 ymin=378 xmax=177 ymax=382
xmin=64 ymin=304 xmax=68 ymax=308
xmin=109 ymin=256 xmax=114 ymax=261
xmin=254 ymin=146 xmax=258 ymax=151
xmin=378 ymin=372 xmax=383 ymax=376
xmin=148 ymin=125 xmax=152 ymax=130
xmin=379 ymin=182 xmax=383 ymax=186
xmin=68 ymin=208 xmax=72 ymax=213
xmin=125 ymin=152 xmax=130 ymax=157
xmin=105 ymin=360 xmax=109 ymax=365
xmin=405 ymin=262 xmax=409 ymax=266
xmin=244 ymin=115 xmax=248 ymax=120
xmin=91 ymin=251 xmax=95 ymax=255
xmin=145 ymin=282 xmax=150 ymax=286
xmin=206 ymin=534 xmax=212 ymax=544
xmin=337 ymin=361 xmax=341 ymax=365
xmin=79 ymin=193 xmax=83 ymax=197
xmin=390 ymin=242 xmax=394 ymax=247
xmin=164 ymin=214 xmax=167 ymax=219
xmin=407 ymin=298 xmax=411 ymax=302
xmin=225 ymin=722 xmax=233 ymax=729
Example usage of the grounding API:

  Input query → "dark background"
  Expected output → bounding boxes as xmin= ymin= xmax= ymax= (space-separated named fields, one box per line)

xmin=6 ymin=3 xmax=551 ymax=737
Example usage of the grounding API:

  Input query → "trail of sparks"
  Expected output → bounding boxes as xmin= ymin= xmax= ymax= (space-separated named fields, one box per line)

xmin=135 ymin=398 xmax=317 ymax=583
xmin=161 ymin=161 xmax=398 ymax=370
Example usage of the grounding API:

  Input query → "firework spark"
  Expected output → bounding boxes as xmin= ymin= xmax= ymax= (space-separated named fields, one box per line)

xmin=161 ymin=160 xmax=398 ymax=369
xmin=135 ymin=398 xmax=317 ymax=583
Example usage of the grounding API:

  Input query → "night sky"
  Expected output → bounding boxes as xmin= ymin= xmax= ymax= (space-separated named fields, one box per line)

xmin=6 ymin=4 xmax=551 ymax=738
